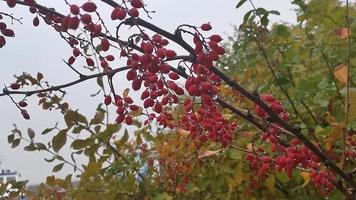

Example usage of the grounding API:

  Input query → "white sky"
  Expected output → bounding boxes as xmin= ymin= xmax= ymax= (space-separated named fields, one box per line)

xmin=0 ymin=0 xmax=296 ymax=184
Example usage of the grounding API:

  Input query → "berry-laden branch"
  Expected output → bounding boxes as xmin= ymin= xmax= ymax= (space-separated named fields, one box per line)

xmin=1 ymin=66 xmax=130 ymax=97
xmin=119 ymin=10 xmax=355 ymax=191
xmin=1 ymin=0 xmax=355 ymax=197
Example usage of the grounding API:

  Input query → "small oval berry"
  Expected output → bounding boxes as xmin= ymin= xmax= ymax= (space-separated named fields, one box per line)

xmin=18 ymin=101 xmax=28 ymax=107
xmin=6 ymin=0 xmax=17 ymax=8
xmin=201 ymin=23 xmax=212 ymax=31
xmin=101 ymin=38 xmax=110 ymax=52
xmin=10 ymin=83 xmax=20 ymax=90
xmin=1 ymin=29 xmax=15 ymax=37
xmin=33 ymin=16 xmax=40 ymax=27
xmin=131 ymin=0 xmax=143 ymax=8
xmin=125 ymin=115 xmax=133 ymax=125
xmin=86 ymin=58 xmax=94 ymax=66
xmin=70 ymin=4 xmax=80 ymax=15
xmin=81 ymin=2 xmax=97 ymax=12
xmin=128 ymin=8 xmax=139 ymax=17
xmin=104 ymin=95 xmax=112 ymax=105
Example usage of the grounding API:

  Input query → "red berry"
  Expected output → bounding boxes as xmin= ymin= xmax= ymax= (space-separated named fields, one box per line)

xmin=81 ymin=2 xmax=97 ymax=12
xmin=115 ymin=114 xmax=125 ymax=123
xmin=21 ymin=110 xmax=30 ymax=120
xmin=106 ymin=55 xmax=115 ymax=61
xmin=0 ymin=22 xmax=6 ymax=30
xmin=209 ymin=34 xmax=223 ymax=43
xmin=143 ymin=98 xmax=154 ymax=108
xmin=165 ymin=50 xmax=176 ymax=59
xmin=201 ymin=23 xmax=212 ymax=31
xmin=168 ymin=72 xmax=180 ymax=80
xmin=112 ymin=8 xmax=126 ymax=20
xmin=131 ymin=0 xmax=144 ymax=8
xmin=70 ymin=4 xmax=80 ymax=15
xmin=104 ymin=95 xmax=112 ymax=105
xmin=1 ymin=29 xmax=15 ymax=37
xmin=159 ymin=63 xmax=170 ymax=73
xmin=141 ymin=90 xmax=149 ymax=100
xmin=132 ymin=77 xmax=142 ymax=91
xmin=6 ymin=0 xmax=16 ymax=8
xmin=154 ymin=102 xmax=163 ymax=113
xmin=10 ymin=83 xmax=20 ymax=90
xmin=261 ymin=94 xmax=275 ymax=102
xmin=33 ymin=16 xmax=40 ymax=27
xmin=143 ymin=42 xmax=154 ymax=54
xmin=18 ymin=101 xmax=28 ymax=107
xmin=86 ymin=58 xmax=94 ymax=66
xmin=128 ymin=8 xmax=139 ymax=17
xmin=68 ymin=56 xmax=75 ymax=65
xmin=101 ymin=38 xmax=110 ymax=52
xmin=129 ymin=105 xmax=140 ymax=111
xmin=125 ymin=115 xmax=133 ymax=125
xmin=73 ymin=48 xmax=80 ymax=57
xmin=188 ymin=85 xmax=199 ymax=96
xmin=126 ymin=69 xmax=137 ymax=81
xmin=255 ymin=105 xmax=266 ymax=117
xmin=68 ymin=17 xmax=80 ymax=30
xmin=80 ymin=14 xmax=92 ymax=24
xmin=0 ymin=36 xmax=5 ymax=48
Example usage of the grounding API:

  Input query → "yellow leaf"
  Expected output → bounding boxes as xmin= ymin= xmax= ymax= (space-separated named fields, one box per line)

xmin=265 ymin=175 xmax=276 ymax=194
xmin=198 ymin=149 xmax=223 ymax=159
xmin=246 ymin=143 xmax=253 ymax=151
xmin=177 ymin=128 xmax=190 ymax=136
xmin=225 ymin=183 xmax=233 ymax=200
xmin=295 ymin=172 xmax=310 ymax=189
xmin=232 ymin=166 xmax=244 ymax=186
xmin=223 ymin=114 xmax=233 ymax=120
xmin=334 ymin=64 xmax=348 ymax=84
xmin=347 ymin=88 xmax=356 ymax=122
xmin=334 ymin=28 xmax=351 ymax=39
xmin=326 ymin=112 xmax=342 ymax=126
xmin=123 ymin=88 xmax=130 ymax=98
xmin=325 ymin=124 xmax=343 ymax=151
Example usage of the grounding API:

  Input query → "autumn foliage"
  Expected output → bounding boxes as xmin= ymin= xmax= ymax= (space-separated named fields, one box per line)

xmin=1 ymin=0 xmax=356 ymax=199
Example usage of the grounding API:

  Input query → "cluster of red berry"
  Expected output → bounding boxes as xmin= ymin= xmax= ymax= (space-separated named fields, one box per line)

xmin=248 ymin=94 xmax=336 ymax=195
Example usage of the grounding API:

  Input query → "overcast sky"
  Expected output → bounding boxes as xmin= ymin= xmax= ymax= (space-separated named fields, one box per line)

xmin=0 ymin=0 xmax=297 ymax=184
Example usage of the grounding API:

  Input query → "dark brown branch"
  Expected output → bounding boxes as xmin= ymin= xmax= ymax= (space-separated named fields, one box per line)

xmin=1 ymin=66 xmax=130 ymax=97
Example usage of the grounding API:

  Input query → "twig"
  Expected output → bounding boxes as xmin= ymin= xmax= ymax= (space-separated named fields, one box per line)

xmin=1 ymin=66 xmax=130 ymax=97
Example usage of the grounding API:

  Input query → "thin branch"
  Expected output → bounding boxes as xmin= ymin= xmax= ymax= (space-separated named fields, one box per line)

xmin=342 ymin=0 xmax=351 ymax=169
xmin=1 ymin=66 xmax=130 ymax=97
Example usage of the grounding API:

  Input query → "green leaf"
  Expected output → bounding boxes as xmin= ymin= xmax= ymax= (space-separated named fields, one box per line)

xmin=27 ymin=128 xmax=35 ymax=139
xmin=243 ymin=10 xmax=254 ymax=23
xmin=12 ymin=138 xmax=21 ymax=148
xmin=97 ymin=76 xmax=103 ymax=88
xmin=275 ymin=172 xmax=289 ymax=183
xmin=8 ymin=134 xmax=14 ymax=143
xmin=90 ymin=110 xmax=105 ymax=125
xmin=116 ymin=129 xmax=129 ymax=147
xmin=97 ymin=124 xmax=121 ymax=140
xmin=265 ymin=175 xmax=276 ymax=194
xmin=274 ymin=24 xmax=291 ymax=38
xmin=52 ymin=129 xmax=68 ymax=152
xmin=269 ymin=10 xmax=280 ymax=15
xmin=71 ymin=139 xmax=94 ymax=150
xmin=153 ymin=192 xmax=172 ymax=200
xmin=236 ymin=0 xmax=247 ymax=9
xmin=64 ymin=110 xmax=88 ymax=128
xmin=35 ymin=142 xmax=47 ymax=150
xmin=261 ymin=14 xmax=269 ymax=26
xmin=24 ymin=143 xmax=36 ymax=151
xmin=44 ymin=157 xmax=56 ymax=163
xmin=52 ymin=163 xmax=65 ymax=172
xmin=41 ymin=128 xmax=54 ymax=135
